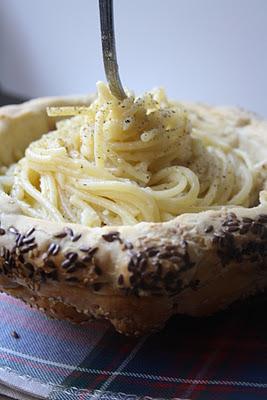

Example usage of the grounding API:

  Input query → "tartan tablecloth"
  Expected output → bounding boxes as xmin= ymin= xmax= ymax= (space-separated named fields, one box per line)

xmin=0 ymin=293 xmax=266 ymax=400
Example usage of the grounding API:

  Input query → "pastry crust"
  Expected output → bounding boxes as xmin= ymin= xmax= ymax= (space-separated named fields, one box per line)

xmin=0 ymin=96 xmax=266 ymax=336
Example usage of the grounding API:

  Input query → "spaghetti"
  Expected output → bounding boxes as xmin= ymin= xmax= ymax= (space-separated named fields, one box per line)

xmin=0 ymin=82 xmax=262 ymax=226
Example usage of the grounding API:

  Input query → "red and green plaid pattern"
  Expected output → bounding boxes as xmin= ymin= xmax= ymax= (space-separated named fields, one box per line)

xmin=0 ymin=292 xmax=266 ymax=400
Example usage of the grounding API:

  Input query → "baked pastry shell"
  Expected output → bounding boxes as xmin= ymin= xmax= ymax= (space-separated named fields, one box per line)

xmin=0 ymin=95 xmax=266 ymax=335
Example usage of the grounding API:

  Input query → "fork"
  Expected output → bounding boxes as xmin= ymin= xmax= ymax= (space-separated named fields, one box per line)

xmin=99 ymin=0 xmax=127 ymax=100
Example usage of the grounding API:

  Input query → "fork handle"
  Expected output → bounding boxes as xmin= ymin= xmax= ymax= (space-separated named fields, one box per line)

xmin=99 ymin=0 xmax=127 ymax=100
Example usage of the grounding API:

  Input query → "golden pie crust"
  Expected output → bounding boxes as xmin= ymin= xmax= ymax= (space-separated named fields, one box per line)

xmin=0 ymin=95 xmax=266 ymax=335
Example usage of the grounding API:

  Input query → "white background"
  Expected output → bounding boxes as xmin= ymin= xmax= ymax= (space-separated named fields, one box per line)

xmin=1 ymin=0 xmax=267 ymax=116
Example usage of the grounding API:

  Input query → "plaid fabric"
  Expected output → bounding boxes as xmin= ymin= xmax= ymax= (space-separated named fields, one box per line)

xmin=0 ymin=293 xmax=266 ymax=400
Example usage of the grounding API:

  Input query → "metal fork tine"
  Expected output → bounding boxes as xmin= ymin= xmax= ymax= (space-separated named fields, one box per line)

xmin=99 ymin=0 xmax=127 ymax=100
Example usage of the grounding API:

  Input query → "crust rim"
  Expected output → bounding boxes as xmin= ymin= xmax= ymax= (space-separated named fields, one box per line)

xmin=0 ymin=95 xmax=266 ymax=335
